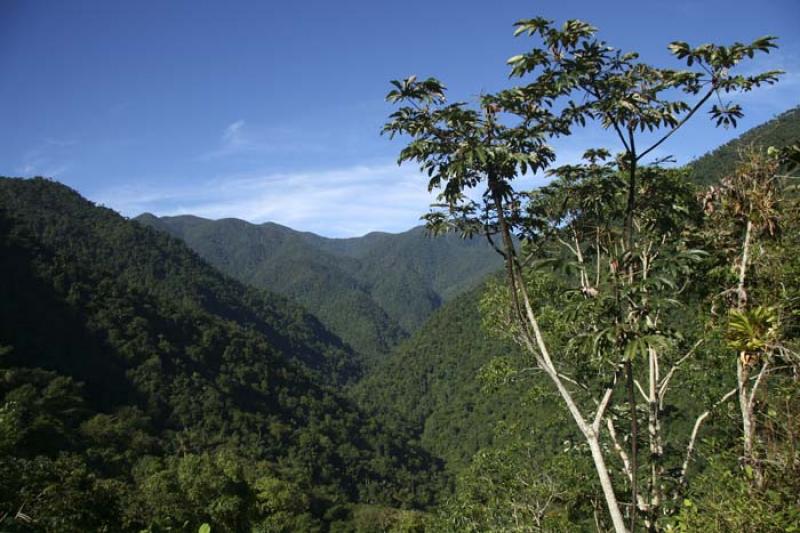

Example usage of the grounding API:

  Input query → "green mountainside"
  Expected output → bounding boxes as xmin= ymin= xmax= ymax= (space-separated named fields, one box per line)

xmin=134 ymin=214 xmax=503 ymax=363
xmin=353 ymin=282 xmax=577 ymax=474
xmin=353 ymin=277 xmax=620 ymax=529
xmin=690 ymin=105 xmax=800 ymax=184
xmin=0 ymin=177 xmax=442 ymax=531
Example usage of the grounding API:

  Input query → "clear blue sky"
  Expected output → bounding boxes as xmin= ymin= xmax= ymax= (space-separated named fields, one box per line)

xmin=2 ymin=0 xmax=798 ymax=236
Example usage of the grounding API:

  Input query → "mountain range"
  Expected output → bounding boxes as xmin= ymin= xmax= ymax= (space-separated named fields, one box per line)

xmin=0 ymin=178 xmax=442 ymax=530
xmin=355 ymin=104 xmax=800 ymax=473
xmin=134 ymin=214 xmax=503 ymax=363
xmin=133 ymin=106 xmax=800 ymax=369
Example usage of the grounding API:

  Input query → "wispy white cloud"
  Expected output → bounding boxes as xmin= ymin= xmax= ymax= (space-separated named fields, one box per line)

xmin=197 ymin=120 xmax=332 ymax=160
xmin=94 ymin=162 xmax=439 ymax=237
xmin=90 ymin=52 xmax=799 ymax=240
xmin=197 ymin=119 xmax=252 ymax=159
xmin=222 ymin=120 xmax=246 ymax=145
xmin=110 ymin=128 xmax=671 ymax=238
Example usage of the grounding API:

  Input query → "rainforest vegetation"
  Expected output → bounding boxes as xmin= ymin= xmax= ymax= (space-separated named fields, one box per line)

xmin=1 ymin=13 xmax=799 ymax=533
xmin=133 ymin=214 xmax=502 ymax=365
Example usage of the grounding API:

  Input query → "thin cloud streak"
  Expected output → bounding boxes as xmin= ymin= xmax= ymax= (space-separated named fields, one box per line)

xmin=15 ymin=139 xmax=77 ymax=178
xmin=95 ymin=129 xmax=656 ymax=238
xmin=197 ymin=120 xmax=334 ymax=161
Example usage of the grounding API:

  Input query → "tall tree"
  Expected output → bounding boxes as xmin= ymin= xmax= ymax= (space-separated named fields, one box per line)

xmin=384 ymin=16 xmax=781 ymax=532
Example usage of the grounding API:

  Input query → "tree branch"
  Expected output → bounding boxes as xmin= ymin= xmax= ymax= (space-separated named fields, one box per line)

xmin=593 ymin=372 xmax=620 ymax=432
xmin=659 ymin=340 xmax=704 ymax=409
xmin=747 ymin=360 xmax=771 ymax=412
xmin=679 ymin=387 xmax=738 ymax=486
xmin=634 ymin=379 xmax=649 ymax=403
xmin=637 ymin=88 xmax=715 ymax=163
xmin=559 ymin=371 xmax=590 ymax=392
xmin=607 ymin=417 xmax=634 ymax=483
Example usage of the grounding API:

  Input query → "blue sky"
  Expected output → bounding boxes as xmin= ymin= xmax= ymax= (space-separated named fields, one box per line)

xmin=2 ymin=0 xmax=798 ymax=237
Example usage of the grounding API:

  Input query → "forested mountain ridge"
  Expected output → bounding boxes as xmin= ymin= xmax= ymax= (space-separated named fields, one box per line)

xmin=0 ymin=112 xmax=796 ymax=533
xmin=135 ymin=213 xmax=503 ymax=363
xmin=0 ymin=177 xmax=443 ymax=531
xmin=5 ymin=185 xmax=360 ymax=387
xmin=691 ymin=105 xmax=800 ymax=184
xmin=133 ymin=106 xmax=799 ymax=368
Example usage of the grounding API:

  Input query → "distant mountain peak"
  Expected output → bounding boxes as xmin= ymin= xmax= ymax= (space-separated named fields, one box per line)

xmin=136 ymin=213 xmax=503 ymax=363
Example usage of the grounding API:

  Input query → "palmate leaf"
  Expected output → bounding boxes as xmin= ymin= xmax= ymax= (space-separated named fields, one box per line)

xmin=668 ymin=41 xmax=691 ymax=60
xmin=385 ymin=76 xmax=447 ymax=105
xmin=512 ymin=17 xmax=553 ymax=38
xmin=710 ymin=104 xmax=744 ymax=128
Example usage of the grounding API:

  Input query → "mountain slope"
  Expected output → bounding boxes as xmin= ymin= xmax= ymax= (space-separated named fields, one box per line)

xmin=0 ymin=177 xmax=442 ymax=531
xmin=691 ymin=105 xmax=800 ymax=184
xmin=135 ymin=214 xmax=503 ymax=362
xmin=353 ymin=282 xmax=575 ymax=473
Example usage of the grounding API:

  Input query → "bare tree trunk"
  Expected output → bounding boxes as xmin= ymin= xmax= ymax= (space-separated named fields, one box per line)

xmin=645 ymin=347 xmax=663 ymax=529
xmin=738 ymin=358 xmax=755 ymax=463
xmin=490 ymin=189 xmax=628 ymax=533
xmin=624 ymin=137 xmax=639 ymax=532
xmin=588 ymin=434 xmax=629 ymax=533
xmin=626 ymin=361 xmax=639 ymax=530
xmin=736 ymin=220 xmax=752 ymax=311
xmin=739 ymin=359 xmax=770 ymax=486
xmin=514 ymin=279 xmax=628 ymax=533
xmin=735 ymin=219 xmax=760 ymax=481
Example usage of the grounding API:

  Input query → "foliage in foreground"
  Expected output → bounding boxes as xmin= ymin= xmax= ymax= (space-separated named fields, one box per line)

xmin=380 ymin=12 xmax=798 ymax=532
